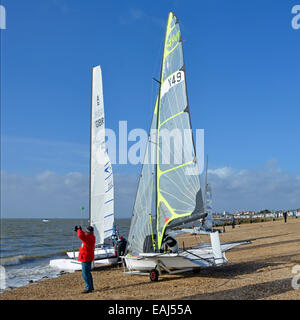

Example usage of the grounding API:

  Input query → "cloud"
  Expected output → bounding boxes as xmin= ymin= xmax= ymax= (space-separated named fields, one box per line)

xmin=1 ymin=135 xmax=89 ymax=175
xmin=119 ymin=8 xmax=164 ymax=29
xmin=1 ymin=170 xmax=138 ymax=219
xmin=51 ymin=0 xmax=69 ymax=14
xmin=1 ymin=170 xmax=89 ymax=219
xmin=207 ymin=160 xmax=300 ymax=212
xmin=130 ymin=8 xmax=145 ymax=20
xmin=1 ymin=160 xmax=299 ymax=219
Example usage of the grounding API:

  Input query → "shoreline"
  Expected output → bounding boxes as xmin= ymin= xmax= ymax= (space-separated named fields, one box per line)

xmin=1 ymin=218 xmax=300 ymax=300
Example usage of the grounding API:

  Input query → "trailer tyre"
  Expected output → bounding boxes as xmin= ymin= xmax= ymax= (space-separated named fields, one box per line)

xmin=149 ymin=269 xmax=159 ymax=281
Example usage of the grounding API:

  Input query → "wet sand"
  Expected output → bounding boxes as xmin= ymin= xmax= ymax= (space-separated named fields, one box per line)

xmin=1 ymin=218 xmax=300 ymax=300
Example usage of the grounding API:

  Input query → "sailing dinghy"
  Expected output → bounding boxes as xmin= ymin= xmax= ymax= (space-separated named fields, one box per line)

xmin=123 ymin=12 xmax=251 ymax=281
xmin=50 ymin=66 xmax=118 ymax=271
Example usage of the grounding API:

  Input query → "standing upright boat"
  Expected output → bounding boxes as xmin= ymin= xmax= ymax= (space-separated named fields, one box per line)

xmin=50 ymin=66 xmax=118 ymax=271
xmin=123 ymin=12 xmax=250 ymax=281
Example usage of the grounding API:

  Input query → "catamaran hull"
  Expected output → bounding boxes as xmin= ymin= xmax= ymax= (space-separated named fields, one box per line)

xmin=49 ymin=255 xmax=118 ymax=272
xmin=49 ymin=258 xmax=83 ymax=271
xmin=66 ymin=247 xmax=115 ymax=259
xmin=50 ymin=246 xmax=118 ymax=271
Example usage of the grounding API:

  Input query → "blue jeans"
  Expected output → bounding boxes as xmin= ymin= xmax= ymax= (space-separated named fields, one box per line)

xmin=81 ymin=262 xmax=94 ymax=291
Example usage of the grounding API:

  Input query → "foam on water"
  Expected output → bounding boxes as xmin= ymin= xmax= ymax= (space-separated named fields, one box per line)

xmin=0 ymin=218 xmax=130 ymax=293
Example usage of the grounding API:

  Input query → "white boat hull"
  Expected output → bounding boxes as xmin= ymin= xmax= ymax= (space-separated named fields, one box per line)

xmin=66 ymin=247 xmax=115 ymax=259
xmin=49 ymin=258 xmax=82 ymax=271
xmin=50 ymin=247 xmax=118 ymax=271
xmin=124 ymin=233 xmax=251 ymax=275
xmin=49 ymin=255 xmax=118 ymax=272
xmin=124 ymin=248 xmax=217 ymax=272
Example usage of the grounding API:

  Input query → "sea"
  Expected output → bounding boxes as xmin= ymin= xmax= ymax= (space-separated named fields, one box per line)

xmin=0 ymin=218 xmax=131 ymax=293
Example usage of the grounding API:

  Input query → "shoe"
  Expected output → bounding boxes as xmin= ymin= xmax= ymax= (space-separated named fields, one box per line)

xmin=81 ymin=289 xmax=93 ymax=294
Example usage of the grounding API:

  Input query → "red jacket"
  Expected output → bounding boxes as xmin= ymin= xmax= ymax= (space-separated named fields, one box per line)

xmin=77 ymin=229 xmax=96 ymax=262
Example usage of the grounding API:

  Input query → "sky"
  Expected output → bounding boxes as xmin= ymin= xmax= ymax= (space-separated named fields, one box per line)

xmin=1 ymin=0 xmax=300 ymax=218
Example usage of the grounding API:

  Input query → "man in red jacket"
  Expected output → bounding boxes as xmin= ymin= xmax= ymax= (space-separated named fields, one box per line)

xmin=75 ymin=225 xmax=96 ymax=293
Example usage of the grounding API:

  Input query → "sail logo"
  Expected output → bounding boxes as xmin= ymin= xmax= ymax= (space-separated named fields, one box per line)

xmin=95 ymin=117 xmax=104 ymax=128
xmin=292 ymin=5 xmax=300 ymax=29
xmin=97 ymin=95 xmax=101 ymax=106
xmin=0 ymin=5 xmax=6 ymax=29
xmin=167 ymin=30 xmax=180 ymax=51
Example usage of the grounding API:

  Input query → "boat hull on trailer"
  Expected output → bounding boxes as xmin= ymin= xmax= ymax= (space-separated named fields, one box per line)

xmin=124 ymin=232 xmax=251 ymax=275
xmin=124 ymin=247 xmax=219 ymax=272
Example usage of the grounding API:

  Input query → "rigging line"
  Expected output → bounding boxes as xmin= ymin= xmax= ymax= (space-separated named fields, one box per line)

xmin=181 ymin=248 xmax=213 ymax=265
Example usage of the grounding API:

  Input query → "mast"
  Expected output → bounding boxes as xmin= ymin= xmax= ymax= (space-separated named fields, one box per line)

xmin=154 ymin=13 xmax=170 ymax=252
xmin=89 ymin=66 xmax=93 ymax=226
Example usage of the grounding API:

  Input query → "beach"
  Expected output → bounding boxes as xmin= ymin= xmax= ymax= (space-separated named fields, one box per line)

xmin=1 ymin=218 xmax=300 ymax=300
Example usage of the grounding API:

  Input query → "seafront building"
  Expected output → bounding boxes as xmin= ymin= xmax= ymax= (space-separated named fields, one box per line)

xmin=213 ymin=208 xmax=300 ymax=223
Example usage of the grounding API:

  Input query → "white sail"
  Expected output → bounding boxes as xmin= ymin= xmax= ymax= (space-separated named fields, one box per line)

xmin=90 ymin=66 xmax=114 ymax=245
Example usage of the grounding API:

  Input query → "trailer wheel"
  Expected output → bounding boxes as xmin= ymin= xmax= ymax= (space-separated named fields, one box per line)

xmin=149 ymin=269 xmax=159 ymax=281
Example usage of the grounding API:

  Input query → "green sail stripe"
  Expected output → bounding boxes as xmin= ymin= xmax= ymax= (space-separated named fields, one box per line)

xmin=159 ymin=110 xmax=184 ymax=127
xmin=158 ymin=160 xmax=193 ymax=176
xmin=157 ymin=192 xmax=192 ymax=241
